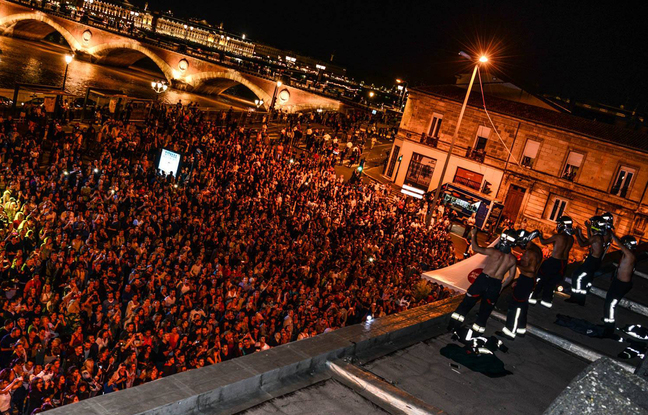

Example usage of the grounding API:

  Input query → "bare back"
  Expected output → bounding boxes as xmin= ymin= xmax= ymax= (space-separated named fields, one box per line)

xmin=519 ymin=242 xmax=543 ymax=277
xmin=576 ymin=228 xmax=604 ymax=258
xmin=470 ymin=228 xmax=517 ymax=280
xmin=551 ymin=233 xmax=574 ymax=260
xmin=481 ymin=249 xmax=517 ymax=280
xmin=617 ymin=251 xmax=636 ymax=283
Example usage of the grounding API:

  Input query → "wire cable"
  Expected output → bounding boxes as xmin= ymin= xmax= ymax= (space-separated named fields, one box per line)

xmin=477 ymin=68 xmax=520 ymax=166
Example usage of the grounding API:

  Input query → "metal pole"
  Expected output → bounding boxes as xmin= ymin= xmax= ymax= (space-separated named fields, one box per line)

xmin=427 ymin=63 xmax=479 ymax=225
xmin=394 ymin=157 xmax=402 ymax=182
xmin=81 ymin=87 xmax=91 ymax=122
xmin=270 ymin=85 xmax=278 ymax=113
xmin=62 ymin=64 xmax=69 ymax=90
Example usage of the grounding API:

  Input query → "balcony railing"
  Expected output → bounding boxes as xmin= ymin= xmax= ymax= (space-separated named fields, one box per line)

xmin=465 ymin=147 xmax=486 ymax=163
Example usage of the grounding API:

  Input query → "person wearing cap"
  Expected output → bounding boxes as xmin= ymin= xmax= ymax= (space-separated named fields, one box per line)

xmin=566 ymin=216 xmax=607 ymax=305
xmin=529 ymin=215 xmax=575 ymax=308
xmin=498 ymin=229 xmax=542 ymax=340
xmin=602 ymin=233 xmax=638 ymax=337
xmin=448 ymin=228 xmax=518 ymax=335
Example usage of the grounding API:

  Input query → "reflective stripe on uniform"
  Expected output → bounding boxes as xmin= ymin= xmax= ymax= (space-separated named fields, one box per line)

xmin=472 ymin=324 xmax=485 ymax=333
xmin=574 ymin=272 xmax=587 ymax=291
xmin=511 ymin=308 xmax=522 ymax=333
xmin=502 ymin=326 xmax=516 ymax=339
xmin=606 ymin=299 xmax=619 ymax=323
xmin=451 ymin=312 xmax=465 ymax=322
xmin=540 ymin=301 xmax=553 ymax=308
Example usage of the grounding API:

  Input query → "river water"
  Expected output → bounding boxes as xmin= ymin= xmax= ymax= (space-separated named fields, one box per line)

xmin=0 ymin=36 xmax=249 ymax=110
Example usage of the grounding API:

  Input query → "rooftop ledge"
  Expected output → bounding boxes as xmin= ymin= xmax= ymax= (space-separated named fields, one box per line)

xmin=44 ymin=296 xmax=462 ymax=415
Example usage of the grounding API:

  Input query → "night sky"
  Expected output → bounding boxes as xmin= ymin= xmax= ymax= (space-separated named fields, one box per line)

xmin=138 ymin=0 xmax=648 ymax=110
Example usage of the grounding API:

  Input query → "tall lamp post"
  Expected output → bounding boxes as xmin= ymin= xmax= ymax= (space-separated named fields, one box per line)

xmin=427 ymin=52 xmax=488 ymax=225
xmin=57 ymin=54 xmax=73 ymax=118
xmin=396 ymin=78 xmax=408 ymax=111
xmin=270 ymin=80 xmax=282 ymax=113
xmin=62 ymin=54 xmax=73 ymax=90
xmin=149 ymin=80 xmax=168 ymax=119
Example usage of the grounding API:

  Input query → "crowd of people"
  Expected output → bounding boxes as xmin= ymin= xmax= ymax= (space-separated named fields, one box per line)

xmin=0 ymin=102 xmax=457 ymax=413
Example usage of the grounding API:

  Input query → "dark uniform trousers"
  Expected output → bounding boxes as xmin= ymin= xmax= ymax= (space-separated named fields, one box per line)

xmin=448 ymin=273 xmax=502 ymax=334
xmin=530 ymin=257 xmax=567 ymax=308
xmin=502 ymin=275 xmax=535 ymax=339
xmin=569 ymin=255 xmax=602 ymax=305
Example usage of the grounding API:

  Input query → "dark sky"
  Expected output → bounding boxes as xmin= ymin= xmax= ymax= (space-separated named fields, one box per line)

xmin=140 ymin=0 xmax=648 ymax=110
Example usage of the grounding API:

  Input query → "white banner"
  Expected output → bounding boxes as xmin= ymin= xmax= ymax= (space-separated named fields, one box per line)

xmin=422 ymin=237 xmax=518 ymax=293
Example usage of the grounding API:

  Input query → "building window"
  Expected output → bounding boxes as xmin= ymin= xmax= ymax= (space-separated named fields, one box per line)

xmin=474 ymin=126 xmax=491 ymax=151
xmin=561 ymin=151 xmax=584 ymax=182
xmin=545 ymin=196 xmax=568 ymax=221
xmin=610 ymin=166 xmax=635 ymax=198
xmin=453 ymin=167 xmax=484 ymax=191
xmin=428 ymin=113 xmax=443 ymax=138
xmin=385 ymin=145 xmax=400 ymax=178
xmin=521 ymin=139 xmax=540 ymax=168
xmin=404 ymin=153 xmax=436 ymax=190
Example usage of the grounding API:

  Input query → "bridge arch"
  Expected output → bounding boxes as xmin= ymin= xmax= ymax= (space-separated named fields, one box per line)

xmin=0 ymin=12 xmax=82 ymax=51
xmin=186 ymin=71 xmax=272 ymax=106
xmin=87 ymin=43 xmax=175 ymax=82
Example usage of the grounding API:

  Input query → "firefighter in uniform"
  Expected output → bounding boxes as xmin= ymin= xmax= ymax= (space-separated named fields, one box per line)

xmin=498 ymin=229 xmax=543 ymax=340
xmin=448 ymin=228 xmax=518 ymax=335
xmin=566 ymin=216 xmax=607 ymax=305
xmin=529 ymin=216 xmax=574 ymax=308
xmin=603 ymin=234 xmax=638 ymax=337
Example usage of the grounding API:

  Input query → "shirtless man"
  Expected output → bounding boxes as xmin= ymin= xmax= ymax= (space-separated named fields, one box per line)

xmin=566 ymin=216 xmax=607 ymax=305
xmin=448 ymin=228 xmax=518 ymax=335
xmin=603 ymin=234 xmax=638 ymax=337
xmin=499 ymin=229 xmax=543 ymax=339
xmin=530 ymin=216 xmax=574 ymax=308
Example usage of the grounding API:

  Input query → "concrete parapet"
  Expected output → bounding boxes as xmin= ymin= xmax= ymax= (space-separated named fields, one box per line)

xmin=44 ymin=296 xmax=461 ymax=415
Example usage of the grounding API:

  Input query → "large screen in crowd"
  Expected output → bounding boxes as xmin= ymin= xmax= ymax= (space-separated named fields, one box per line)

xmin=158 ymin=149 xmax=181 ymax=177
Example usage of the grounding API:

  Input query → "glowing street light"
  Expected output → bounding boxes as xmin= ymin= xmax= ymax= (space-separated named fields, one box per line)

xmin=270 ymin=80 xmax=283 ymax=113
xmin=428 ymin=51 xmax=488 ymax=224
xmin=151 ymin=80 xmax=168 ymax=94
xmin=369 ymin=91 xmax=375 ymax=97
xmin=62 ymin=54 xmax=74 ymax=90
xmin=395 ymin=78 xmax=408 ymax=110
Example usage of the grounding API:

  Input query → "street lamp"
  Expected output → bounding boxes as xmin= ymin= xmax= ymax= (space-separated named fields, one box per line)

xmin=151 ymin=80 xmax=168 ymax=94
xmin=254 ymin=99 xmax=264 ymax=109
xmin=270 ymin=80 xmax=282 ymax=113
xmin=316 ymin=63 xmax=326 ymax=84
xmin=396 ymin=78 xmax=408 ymax=111
xmin=62 ymin=54 xmax=74 ymax=90
xmin=427 ymin=51 xmax=488 ymax=225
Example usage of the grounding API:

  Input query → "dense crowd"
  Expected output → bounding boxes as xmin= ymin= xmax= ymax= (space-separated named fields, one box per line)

xmin=0 ymin=103 xmax=455 ymax=413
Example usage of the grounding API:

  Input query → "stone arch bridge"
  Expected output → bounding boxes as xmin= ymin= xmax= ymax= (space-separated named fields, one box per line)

xmin=0 ymin=0 xmax=342 ymax=112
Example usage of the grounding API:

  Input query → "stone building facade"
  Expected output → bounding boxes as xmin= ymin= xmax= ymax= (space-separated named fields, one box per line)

xmin=386 ymin=85 xmax=648 ymax=241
